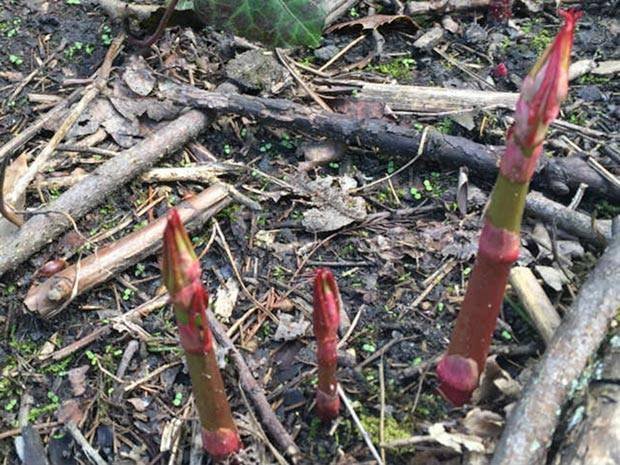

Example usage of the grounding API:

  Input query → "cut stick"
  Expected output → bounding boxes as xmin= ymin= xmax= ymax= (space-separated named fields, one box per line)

xmin=491 ymin=226 xmax=620 ymax=465
xmin=327 ymin=81 xmax=519 ymax=112
xmin=24 ymin=184 xmax=230 ymax=318
xmin=406 ymin=0 xmax=491 ymax=15
xmin=0 ymin=110 xmax=210 ymax=278
xmin=159 ymin=82 xmax=620 ymax=202
xmin=508 ymin=267 xmax=561 ymax=345
xmin=321 ymin=64 xmax=594 ymax=111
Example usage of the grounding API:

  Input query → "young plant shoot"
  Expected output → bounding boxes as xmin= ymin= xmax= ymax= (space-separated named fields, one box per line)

xmin=313 ymin=268 xmax=341 ymax=421
xmin=437 ymin=9 xmax=583 ymax=406
xmin=162 ymin=209 xmax=241 ymax=458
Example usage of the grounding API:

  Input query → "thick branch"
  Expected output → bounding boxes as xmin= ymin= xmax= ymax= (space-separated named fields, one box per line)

xmin=159 ymin=82 xmax=620 ymax=202
xmin=491 ymin=226 xmax=620 ymax=465
xmin=24 ymin=185 xmax=230 ymax=318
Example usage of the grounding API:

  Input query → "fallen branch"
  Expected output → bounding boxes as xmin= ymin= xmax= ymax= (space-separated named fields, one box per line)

xmin=491 ymin=221 xmax=620 ymax=465
xmin=24 ymin=184 xmax=230 ymax=318
xmin=525 ymin=191 xmax=612 ymax=246
xmin=159 ymin=82 xmax=620 ymax=202
xmin=0 ymin=109 xmax=210 ymax=278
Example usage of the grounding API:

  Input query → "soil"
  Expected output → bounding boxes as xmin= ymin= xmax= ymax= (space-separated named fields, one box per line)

xmin=0 ymin=1 xmax=618 ymax=465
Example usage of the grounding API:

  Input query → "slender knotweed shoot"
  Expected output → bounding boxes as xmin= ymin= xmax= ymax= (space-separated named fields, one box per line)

xmin=437 ymin=9 xmax=583 ymax=406
xmin=163 ymin=209 xmax=241 ymax=458
xmin=313 ymin=268 xmax=341 ymax=421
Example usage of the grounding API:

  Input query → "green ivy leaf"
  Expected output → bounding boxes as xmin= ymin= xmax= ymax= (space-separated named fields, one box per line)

xmin=193 ymin=0 xmax=326 ymax=47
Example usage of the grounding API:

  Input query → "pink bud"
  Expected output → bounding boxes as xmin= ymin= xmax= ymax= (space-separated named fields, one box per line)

xmin=162 ymin=209 xmax=200 ymax=300
xmin=513 ymin=9 xmax=582 ymax=151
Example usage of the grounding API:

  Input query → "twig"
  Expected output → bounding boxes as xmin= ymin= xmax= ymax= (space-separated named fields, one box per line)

xmin=525 ymin=191 xmax=611 ymax=246
xmin=123 ymin=361 xmax=182 ymax=393
xmin=65 ymin=421 xmax=108 ymax=465
xmin=351 ymin=126 xmax=429 ymax=193
xmin=0 ymin=110 xmax=211 ymax=278
xmin=6 ymin=40 xmax=67 ymax=106
xmin=238 ymin=383 xmax=290 ymax=465
xmin=318 ymin=34 xmax=367 ymax=72
xmin=206 ymin=309 xmax=301 ymax=462
xmin=567 ymin=183 xmax=588 ymax=210
xmin=587 ymin=157 xmax=620 ymax=190
xmin=43 ymin=327 xmax=112 ymax=362
xmin=0 ymin=88 xmax=82 ymax=166
xmin=213 ymin=220 xmax=276 ymax=321
xmin=491 ymin=226 xmax=620 ymax=465
xmin=355 ymin=336 xmax=416 ymax=370
xmin=337 ymin=384 xmax=384 ymax=465
xmin=5 ymin=34 xmax=125 ymax=209
xmin=379 ymin=357 xmax=387 ymax=465
xmin=275 ymin=49 xmax=332 ymax=112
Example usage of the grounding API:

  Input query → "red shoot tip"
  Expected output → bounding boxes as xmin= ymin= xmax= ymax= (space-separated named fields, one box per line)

xmin=162 ymin=209 xmax=201 ymax=300
xmin=313 ymin=268 xmax=341 ymax=339
xmin=313 ymin=268 xmax=341 ymax=421
xmin=436 ymin=354 xmax=479 ymax=407
xmin=513 ymin=9 xmax=582 ymax=152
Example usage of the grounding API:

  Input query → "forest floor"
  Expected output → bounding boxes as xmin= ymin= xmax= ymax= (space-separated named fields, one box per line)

xmin=0 ymin=1 xmax=618 ymax=464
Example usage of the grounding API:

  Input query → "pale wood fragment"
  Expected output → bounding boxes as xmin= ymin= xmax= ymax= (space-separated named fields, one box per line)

xmin=509 ymin=267 xmax=561 ymax=345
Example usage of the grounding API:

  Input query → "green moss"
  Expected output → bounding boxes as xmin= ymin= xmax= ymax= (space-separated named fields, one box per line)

xmin=370 ymin=57 xmax=416 ymax=80
xmin=359 ymin=414 xmax=412 ymax=443
xmin=531 ymin=28 xmax=553 ymax=52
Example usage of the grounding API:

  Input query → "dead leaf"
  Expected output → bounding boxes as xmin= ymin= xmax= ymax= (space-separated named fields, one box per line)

xmin=127 ymin=397 xmax=151 ymax=412
xmin=333 ymin=98 xmax=387 ymax=120
xmin=298 ymin=175 xmax=367 ymax=233
xmin=123 ymin=55 xmax=156 ymax=97
xmin=325 ymin=14 xmax=418 ymax=34
xmin=56 ymin=399 xmax=83 ymax=424
xmin=535 ymin=265 xmax=569 ymax=292
xmin=68 ymin=365 xmax=89 ymax=396
xmin=273 ymin=313 xmax=309 ymax=341
xmin=0 ymin=152 xmax=28 ymax=237
xmin=462 ymin=408 xmax=504 ymax=438
xmin=428 ymin=423 xmax=486 ymax=453
xmin=213 ymin=278 xmax=239 ymax=320
xmin=37 ymin=332 xmax=59 ymax=359
xmin=298 ymin=140 xmax=345 ymax=172
xmin=473 ymin=356 xmax=521 ymax=403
